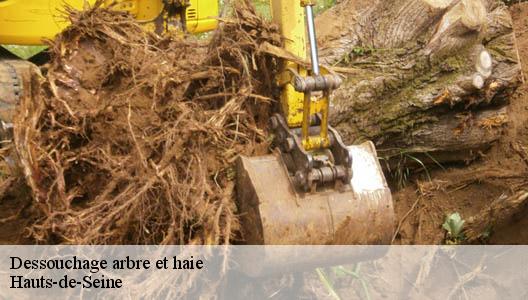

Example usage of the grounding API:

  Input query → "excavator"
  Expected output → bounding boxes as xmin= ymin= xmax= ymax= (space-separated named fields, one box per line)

xmin=0 ymin=0 xmax=393 ymax=253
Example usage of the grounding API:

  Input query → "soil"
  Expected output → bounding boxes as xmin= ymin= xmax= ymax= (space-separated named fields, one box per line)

xmin=0 ymin=177 xmax=34 ymax=244
xmin=391 ymin=2 xmax=528 ymax=245
xmin=1 ymin=2 xmax=528 ymax=246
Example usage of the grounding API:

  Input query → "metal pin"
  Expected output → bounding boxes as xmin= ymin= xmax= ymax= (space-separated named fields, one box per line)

xmin=305 ymin=5 xmax=319 ymax=76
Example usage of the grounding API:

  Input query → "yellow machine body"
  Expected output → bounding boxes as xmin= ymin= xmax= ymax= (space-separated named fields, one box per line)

xmin=270 ymin=0 xmax=331 ymax=150
xmin=0 ymin=0 xmax=218 ymax=45
xmin=270 ymin=0 xmax=306 ymax=128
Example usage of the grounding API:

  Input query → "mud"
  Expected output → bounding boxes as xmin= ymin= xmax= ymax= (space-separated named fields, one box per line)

xmin=0 ymin=174 xmax=34 ymax=244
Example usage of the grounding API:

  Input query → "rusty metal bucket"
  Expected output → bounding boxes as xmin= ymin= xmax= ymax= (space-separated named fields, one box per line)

xmin=0 ymin=59 xmax=38 ymax=140
xmin=235 ymin=141 xmax=394 ymax=245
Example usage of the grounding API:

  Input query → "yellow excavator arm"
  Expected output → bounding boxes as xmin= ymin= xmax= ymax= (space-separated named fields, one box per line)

xmin=0 ymin=0 xmax=218 ymax=45
xmin=235 ymin=0 xmax=394 ymax=247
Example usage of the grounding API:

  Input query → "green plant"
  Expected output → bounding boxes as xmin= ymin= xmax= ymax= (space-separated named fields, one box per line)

xmin=1 ymin=45 xmax=47 ymax=59
xmin=252 ymin=0 xmax=271 ymax=19
xmin=251 ymin=0 xmax=335 ymax=20
xmin=316 ymin=268 xmax=341 ymax=300
xmin=442 ymin=212 xmax=466 ymax=244
xmin=352 ymin=46 xmax=367 ymax=56
xmin=479 ymin=225 xmax=493 ymax=243
xmin=380 ymin=149 xmax=436 ymax=189
xmin=316 ymin=264 xmax=371 ymax=300
xmin=333 ymin=265 xmax=371 ymax=300
xmin=313 ymin=0 xmax=336 ymax=14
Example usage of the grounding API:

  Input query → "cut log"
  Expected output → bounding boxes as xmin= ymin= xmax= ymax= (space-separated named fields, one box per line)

xmin=316 ymin=0 xmax=522 ymax=163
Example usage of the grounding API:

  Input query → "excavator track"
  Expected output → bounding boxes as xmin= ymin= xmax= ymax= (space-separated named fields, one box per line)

xmin=0 ymin=59 xmax=37 ymax=140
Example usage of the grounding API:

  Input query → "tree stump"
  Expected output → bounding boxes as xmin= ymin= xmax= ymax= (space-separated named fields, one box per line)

xmin=316 ymin=0 xmax=522 ymax=164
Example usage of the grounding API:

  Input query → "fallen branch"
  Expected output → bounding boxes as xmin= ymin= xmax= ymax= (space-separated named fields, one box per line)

xmin=464 ymin=189 xmax=528 ymax=242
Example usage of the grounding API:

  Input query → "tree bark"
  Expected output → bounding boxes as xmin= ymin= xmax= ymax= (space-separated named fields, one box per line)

xmin=316 ymin=0 xmax=522 ymax=163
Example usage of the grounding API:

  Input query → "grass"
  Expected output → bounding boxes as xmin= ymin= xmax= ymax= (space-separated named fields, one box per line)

xmin=379 ymin=149 xmax=445 ymax=189
xmin=316 ymin=268 xmax=341 ymax=300
xmin=316 ymin=264 xmax=371 ymax=300
xmin=313 ymin=0 xmax=336 ymax=15
xmin=253 ymin=0 xmax=271 ymax=19
xmin=252 ymin=0 xmax=336 ymax=20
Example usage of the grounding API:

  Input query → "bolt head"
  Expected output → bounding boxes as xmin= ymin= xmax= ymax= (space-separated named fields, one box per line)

xmin=294 ymin=77 xmax=305 ymax=92
xmin=295 ymin=171 xmax=306 ymax=186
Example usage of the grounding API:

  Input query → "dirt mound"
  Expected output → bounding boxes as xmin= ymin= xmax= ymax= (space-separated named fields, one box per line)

xmin=10 ymin=1 xmax=281 ymax=245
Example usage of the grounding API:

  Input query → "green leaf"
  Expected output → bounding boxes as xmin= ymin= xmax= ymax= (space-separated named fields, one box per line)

xmin=2 ymin=45 xmax=48 ymax=59
xmin=443 ymin=212 xmax=465 ymax=238
xmin=352 ymin=47 xmax=365 ymax=56
xmin=332 ymin=266 xmax=348 ymax=278
xmin=316 ymin=268 xmax=341 ymax=300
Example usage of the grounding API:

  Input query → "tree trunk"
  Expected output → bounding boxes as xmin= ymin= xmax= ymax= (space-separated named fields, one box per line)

xmin=316 ymin=0 xmax=522 ymax=163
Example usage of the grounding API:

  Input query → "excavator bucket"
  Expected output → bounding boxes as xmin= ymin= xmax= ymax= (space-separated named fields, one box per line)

xmin=0 ymin=60 xmax=37 ymax=140
xmin=235 ymin=141 xmax=394 ymax=245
